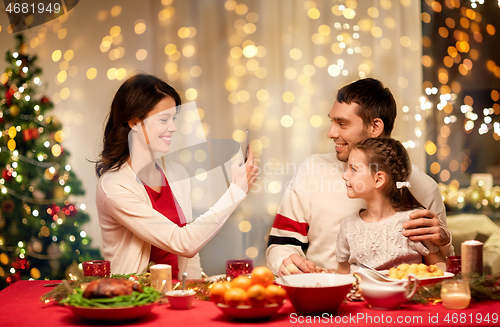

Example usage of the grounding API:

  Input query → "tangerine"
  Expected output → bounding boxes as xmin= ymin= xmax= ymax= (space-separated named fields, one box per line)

xmin=247 ymin=284 xmax=267 ymax=307
xmin=231 ymin=276 xmax=252 ymax=291
xmin=224 ymin=287 xmax=248 ymax=307
xmin=251 ymin=266 xmax=274 ymax=287
xmin=266 ymin=284 xmax=286 ymax=304
xmin=209 ymin=282 xmax=231 ymax=304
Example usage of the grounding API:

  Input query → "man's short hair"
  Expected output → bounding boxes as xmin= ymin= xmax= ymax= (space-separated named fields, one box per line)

xmin=336 ymin=78 xmax=397 ymax=136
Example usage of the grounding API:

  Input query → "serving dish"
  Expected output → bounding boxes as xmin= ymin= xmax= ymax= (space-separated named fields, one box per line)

xmin=379 ymin=270 xmax=454 ymax=286
xmin=64 ymin=303 xmax=156 ymax=321
xmin=215 ymin=302 xmax=283 ymax=320
xmin=276 ymin=273 xmax=355 ymax=315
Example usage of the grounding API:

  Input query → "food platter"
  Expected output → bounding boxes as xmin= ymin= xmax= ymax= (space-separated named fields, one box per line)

xmin=216 ymin=302 xmax=283 ymax=320
xmin=64 ymin=303 xmax=157 ymax=321
xmin=59 ymin=279 xmax=161 ymax=321
xmin=379 ymin=270 xmax=454 ymax=286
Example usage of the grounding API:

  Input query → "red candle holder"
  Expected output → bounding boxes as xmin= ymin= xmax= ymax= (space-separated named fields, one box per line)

xmin=225 ymin=259 xmax=253 ymax=279
xmin=446 ymin=255 xmax=461 ymax=275
xmin=82 ymin=260 xmax=111 ymax=277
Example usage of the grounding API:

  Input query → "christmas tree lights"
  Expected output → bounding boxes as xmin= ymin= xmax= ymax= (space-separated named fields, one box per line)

xmin=0 ymin=34 xmax=100 ymax=289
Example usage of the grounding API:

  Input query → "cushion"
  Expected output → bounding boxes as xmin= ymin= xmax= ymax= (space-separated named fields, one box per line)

xmin=475 ymin=231 xmax=491 ymax=244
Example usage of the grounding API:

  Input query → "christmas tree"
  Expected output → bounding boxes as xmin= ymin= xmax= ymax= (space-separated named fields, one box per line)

xmin=0 ymin=34 xmax=100 ymax=289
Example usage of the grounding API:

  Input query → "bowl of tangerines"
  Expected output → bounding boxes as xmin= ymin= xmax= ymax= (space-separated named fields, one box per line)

xmin=209 ymin=266 xmax=286 ymax=320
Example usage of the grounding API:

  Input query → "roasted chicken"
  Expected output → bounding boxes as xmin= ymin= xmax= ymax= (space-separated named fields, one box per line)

xmin=83 ymin=278 xmax=143 ymax=299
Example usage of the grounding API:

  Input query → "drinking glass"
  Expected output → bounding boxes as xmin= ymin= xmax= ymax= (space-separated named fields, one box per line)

xmin=225 ymin=259 xmax=253 ymax=279
xmin=446 ymin=255 xmax=461 ymax=275
xmin=441 ymin=279 xmax=471 ymax=309
xmin=82 ymin=260 xmax=110 ymax=277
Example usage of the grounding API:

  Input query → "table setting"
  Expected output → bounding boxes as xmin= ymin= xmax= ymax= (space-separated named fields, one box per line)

xmin=1 ymin=248 xmax=500 ymax=327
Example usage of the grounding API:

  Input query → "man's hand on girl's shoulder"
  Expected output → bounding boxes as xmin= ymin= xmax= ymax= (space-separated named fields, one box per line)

xmin=402 ymin=209 xmax=450 ymax=246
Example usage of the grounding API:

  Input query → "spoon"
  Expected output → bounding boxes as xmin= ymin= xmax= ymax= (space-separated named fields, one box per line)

xmin=181 ymin=272 xmax=187 ymax=295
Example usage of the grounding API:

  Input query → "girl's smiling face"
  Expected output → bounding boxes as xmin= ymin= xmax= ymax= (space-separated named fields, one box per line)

xmin=342 ymin=149 xmax=377 ymax=200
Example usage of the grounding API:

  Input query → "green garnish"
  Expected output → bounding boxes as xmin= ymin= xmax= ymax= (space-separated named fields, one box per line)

xmin=60 ymin=287 xmax=160 ymax=308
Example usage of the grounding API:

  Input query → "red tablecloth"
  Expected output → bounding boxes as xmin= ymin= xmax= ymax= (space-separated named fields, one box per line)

xmin=1 ymin=280 xmax=499 ymax=327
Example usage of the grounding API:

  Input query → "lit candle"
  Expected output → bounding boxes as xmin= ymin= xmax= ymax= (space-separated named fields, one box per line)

xmin=150 ymin=264 xmax=172 ymax=293
xmin=441 ymin=280 xmax=471 ymax=310
xmin=461 ymin=240 xmax=483 ymax=276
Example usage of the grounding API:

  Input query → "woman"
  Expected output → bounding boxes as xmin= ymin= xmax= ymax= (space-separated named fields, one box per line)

xmin=95 ymin=73 xmax=258 ymax=278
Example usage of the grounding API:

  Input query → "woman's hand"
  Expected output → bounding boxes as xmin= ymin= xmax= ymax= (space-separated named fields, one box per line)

xmin=231 ymin=147 xmax=258 ymax=193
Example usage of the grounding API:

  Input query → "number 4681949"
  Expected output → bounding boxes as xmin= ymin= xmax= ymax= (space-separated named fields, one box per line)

xmin=444 ymin=313 xmax=498 ymax=324
xmin=6 ymin=2 xmax=61 ymax=14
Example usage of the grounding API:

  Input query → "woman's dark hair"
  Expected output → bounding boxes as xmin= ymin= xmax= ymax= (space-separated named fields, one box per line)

xmin=337 ymin=78 xmax=397 ymax=137
xmin=354 ymin=138 xmax=424 ymax=211
xmin=95 ymin=73 xmax=181 ymax=177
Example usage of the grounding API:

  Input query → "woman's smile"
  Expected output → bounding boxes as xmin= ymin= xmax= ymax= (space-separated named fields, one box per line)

xmin=160 ymin=135 xmax=172 ymax=144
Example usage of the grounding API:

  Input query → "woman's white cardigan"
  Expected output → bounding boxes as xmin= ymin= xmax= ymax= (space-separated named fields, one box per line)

xmin=96 ymin=159 xmax=246 ymax=278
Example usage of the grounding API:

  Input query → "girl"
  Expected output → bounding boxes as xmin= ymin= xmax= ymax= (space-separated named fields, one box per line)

xmin=95 ymin=73 xmax=258 ymax=278
xmin=336 ymin=138 xmax=445 ymax=274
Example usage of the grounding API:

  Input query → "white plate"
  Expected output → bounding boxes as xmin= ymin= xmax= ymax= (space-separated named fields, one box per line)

xmin=64 ymin=303 xmax=156 ymax=321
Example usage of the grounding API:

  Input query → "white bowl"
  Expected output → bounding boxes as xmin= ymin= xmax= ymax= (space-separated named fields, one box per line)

xmin=276 ymin=274 xmax=355 ymax=315
xmin=165 ymin=290 xmax=196 ymax=309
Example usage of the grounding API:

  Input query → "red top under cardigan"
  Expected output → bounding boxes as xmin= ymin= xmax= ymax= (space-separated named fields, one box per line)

xmin=143 ymin=168 xmax=187 ymax=278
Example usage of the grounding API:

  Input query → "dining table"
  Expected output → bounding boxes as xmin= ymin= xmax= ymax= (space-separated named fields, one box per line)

xmin=1 ymin=280 xmax=499 ymax=327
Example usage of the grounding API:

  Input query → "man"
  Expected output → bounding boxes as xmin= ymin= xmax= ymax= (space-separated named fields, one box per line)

xmin=266 ymin=78 xmax=452 ymax=276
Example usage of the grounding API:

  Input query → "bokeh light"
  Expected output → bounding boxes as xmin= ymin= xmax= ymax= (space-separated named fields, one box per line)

xmin=135 ymin=20 xmax=146 ymax=34
xmin=136 ymin=49 xmax=148 ymax=61
xmin=86 ymin=68 xmax=97 ymax=80
xmin=110 ymin=5 xmax=122 ymax=17
xmin=52 ymin=50 xmax=62 ymax=62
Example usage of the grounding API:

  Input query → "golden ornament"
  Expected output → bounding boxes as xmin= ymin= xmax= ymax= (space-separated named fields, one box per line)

xmin=7 ymin=139 xmax=16 ymax=150
xmin=51 ymin=144 xmax=62 ymax=157
xmin=8 ymin=126 xmax=17 ymax=138
xmin=19 ymin=44 xmax=28 ymax=55
xmin=490 ymin=186 xmax=500 ymax=208
xmin=30 ymin=267 xmax=41 ymax=279
xmin=54 ymin=186 xmax=65 ymax=199
xmin=9 ymin=104 xmax=19 ymax=116
xmin=44 ymin=168 xmax=55 ymax=180
xmin=54 ymin=130 xmax=64 ymax=143
xmin=0 ymin=253 xmax=9 ymax=265
xmin=466 ymin=186 xmax=483 ymax=203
